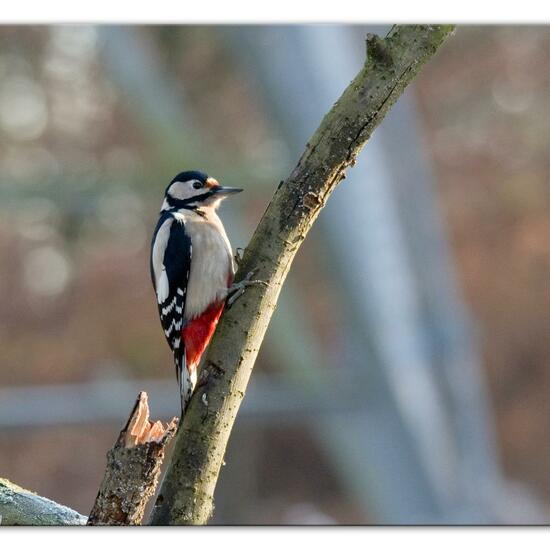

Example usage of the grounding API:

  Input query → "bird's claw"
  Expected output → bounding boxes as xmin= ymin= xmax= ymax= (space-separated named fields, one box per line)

xmin=226 ymin=269 xmax=268 ymax=309
xmin=234 ymin=248 xmax=244 ymax=267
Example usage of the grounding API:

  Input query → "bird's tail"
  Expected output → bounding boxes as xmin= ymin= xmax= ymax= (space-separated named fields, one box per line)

xmin=174 ymin=348 xmax=199 ymax=431
xmin=175 ymin=354 xmax=189 ymax=416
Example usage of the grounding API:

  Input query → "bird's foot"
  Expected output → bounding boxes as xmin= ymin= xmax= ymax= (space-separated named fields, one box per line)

xmin=234 ymin=247 xmax=244 ymax=267
xmin=226 ymin=269 xmax=268 ymax=308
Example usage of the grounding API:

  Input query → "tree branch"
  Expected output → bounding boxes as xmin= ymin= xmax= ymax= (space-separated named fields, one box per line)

xmin=150 ymin=24 xmax=455 ymax=525
xmin=87 ymin=392 xmax=177 ymax=525
xmin=0 ymin=478 xmax=86 ymax=526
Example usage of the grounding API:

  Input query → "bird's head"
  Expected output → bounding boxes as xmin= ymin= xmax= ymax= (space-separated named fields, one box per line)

xmin=161 ymin=170 xmax=242 ymax=213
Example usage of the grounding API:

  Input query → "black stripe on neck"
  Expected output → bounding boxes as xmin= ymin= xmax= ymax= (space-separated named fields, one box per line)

xmin=165 ymin=190 xmax=214 ymax=211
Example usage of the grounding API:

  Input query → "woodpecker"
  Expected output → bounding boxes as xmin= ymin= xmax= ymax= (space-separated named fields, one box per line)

xmin=150 ymin=170 xmax=245 ymax=416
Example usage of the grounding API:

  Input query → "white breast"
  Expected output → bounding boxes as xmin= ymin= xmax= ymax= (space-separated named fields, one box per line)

xmin=179 ymin=210 xmax=234 ymax=320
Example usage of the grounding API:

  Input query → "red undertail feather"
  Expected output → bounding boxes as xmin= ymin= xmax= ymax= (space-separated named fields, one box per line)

xmin=182 ymin=301 xmax=225 ymax=372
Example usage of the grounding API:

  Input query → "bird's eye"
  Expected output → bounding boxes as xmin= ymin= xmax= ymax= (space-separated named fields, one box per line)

xmin=192 ymin=181 xmax=203 ymax=189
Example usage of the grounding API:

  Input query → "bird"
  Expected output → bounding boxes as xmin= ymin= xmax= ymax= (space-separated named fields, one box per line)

xmin=150 ymin=170 xmax=247 ymax=417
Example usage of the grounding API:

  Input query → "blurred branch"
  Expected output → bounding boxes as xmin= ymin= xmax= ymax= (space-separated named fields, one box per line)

xmin=0 ymin=376 xmax=368 ymax=429
xmin=87 ymin=392 xmax=177 ymax=526
xmin=0 ymin=478 xmax=86 ymax=526
xmin=149 ymin=25 xmax=455 ymax=525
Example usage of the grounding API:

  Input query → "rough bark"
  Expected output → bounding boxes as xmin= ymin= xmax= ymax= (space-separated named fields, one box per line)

xmin=0 ymin=478 xmax=86 ymax=526
xmin=87 ymin=392 xmax=177 ymax=525
xmin=149 ymin=24 xmax=456 ymax=525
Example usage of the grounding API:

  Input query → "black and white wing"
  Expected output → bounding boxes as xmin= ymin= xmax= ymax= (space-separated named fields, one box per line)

xmin=150 ymin=212 xmax=192 ymax=411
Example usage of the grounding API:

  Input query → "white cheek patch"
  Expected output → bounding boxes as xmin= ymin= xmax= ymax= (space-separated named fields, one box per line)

xmin=168 ymin=180 xmax=203 ymax=201
xmin=167 ymin=182 xmax=187 ymax=200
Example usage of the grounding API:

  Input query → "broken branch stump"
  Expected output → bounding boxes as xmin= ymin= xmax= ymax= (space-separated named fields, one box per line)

xmin=87 ymin=392 xmax=177 ymax=526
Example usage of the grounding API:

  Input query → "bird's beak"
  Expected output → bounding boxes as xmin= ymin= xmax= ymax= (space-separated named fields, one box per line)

xmin=212 ymin=186 xmax=243 ymax=196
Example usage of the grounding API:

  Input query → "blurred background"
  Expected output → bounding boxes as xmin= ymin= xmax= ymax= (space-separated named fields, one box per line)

xmin=0 ymin=25 xmax=549 ymax=525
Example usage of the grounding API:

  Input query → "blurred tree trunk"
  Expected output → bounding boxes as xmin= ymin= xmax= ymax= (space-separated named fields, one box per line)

xmin=149 ymin=24 xmax=455 ymax=526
